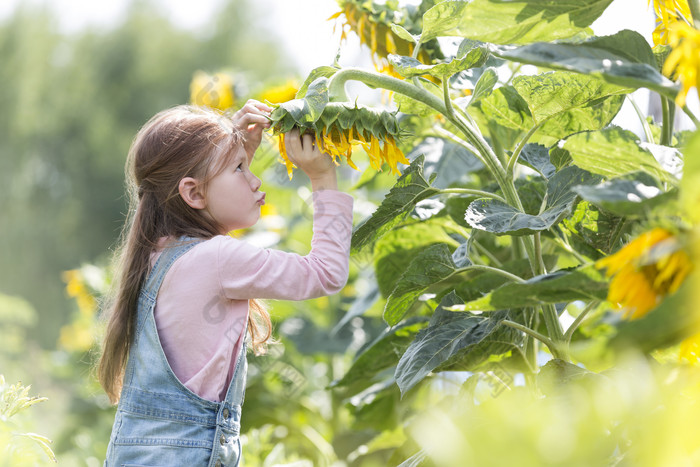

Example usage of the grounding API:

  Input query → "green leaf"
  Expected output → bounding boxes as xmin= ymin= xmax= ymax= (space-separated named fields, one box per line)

xmin=468 ymin=67 xmax=498 ymax=106
xmin=563 ymin=127 xmax=676 ymax=185
xmin=450 ymin=263 xmax=609 ymax=312
xmin=512 ymin=71 xmax=628 ymax=125
xmin=490 ymin=30 xmax=679 ymax=100
xmin=330 ymin=317 xmax=429 ymax=394
xmin=388 ymin=43 xmax=488 ymax=78
xmin=272 ymin=77 xmax=329 ymax=126
xmin=519 ymin=143 xmax=556 ymax=179
xmin=384 ymin=244 xmax=459 ymax=326
xmin=421 ymin=0 xmax=614 ymax=45
xmin=295 ymin=66 xmax=338 ymax=99
xmin=572 ymin=176 xmax=677 ymax=217
xmin=390 ymin=23 xmax=419 ymax=44
xmin=395 ymin=293 xmax=520 ymax=395
xmin=560 ymin=200 xmax=627 ymax=256
xmin=375 ymin=217 xmax=462 ymax=297
xmin=465 ymin=166 xmax=600 ymax=235
xmin=473 ymin=82 xmax=624 ymax=144
xmin=352 ymin=155 xmax=440 ymax=252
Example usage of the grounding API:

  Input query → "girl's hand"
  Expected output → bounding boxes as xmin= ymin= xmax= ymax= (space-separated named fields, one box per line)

xmin=230 ymin=100 xmax=272 ymax=163
xmin=284 ymin=129 xmax=338 ymax=191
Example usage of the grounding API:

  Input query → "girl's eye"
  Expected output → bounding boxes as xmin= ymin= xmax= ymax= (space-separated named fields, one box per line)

xmin=235 ymin=164 xmax=244 ymax=172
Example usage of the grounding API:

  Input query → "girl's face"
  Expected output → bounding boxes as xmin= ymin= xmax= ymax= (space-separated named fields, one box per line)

xmin=204 ymin=145 xmax=265 ymax=234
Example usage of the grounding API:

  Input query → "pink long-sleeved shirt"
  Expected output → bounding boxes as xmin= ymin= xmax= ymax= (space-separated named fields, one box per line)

xmin=152 ymin=190 xmax=353 ymax=401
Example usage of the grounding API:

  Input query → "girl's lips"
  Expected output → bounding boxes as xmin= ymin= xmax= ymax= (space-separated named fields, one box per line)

xmin=257 ymin=193 xmax=266 ymax=205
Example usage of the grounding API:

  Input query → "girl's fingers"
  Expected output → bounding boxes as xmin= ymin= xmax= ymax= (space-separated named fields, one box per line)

xmin=285 ymin=129 xmax=303 ymax=163
xmin=302 ymin=133 xmax=314 ymax=152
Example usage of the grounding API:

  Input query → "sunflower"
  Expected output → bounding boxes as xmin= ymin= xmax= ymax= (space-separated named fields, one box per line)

xmin=596 ymin=228 xmax=693 ymax=320
xmin=271 ymin=101 xmax=408 ymax=178
xmin=189 ymin=71 xmax=235 ymax=111
xmin=330 ymin=0 xmax=441 ymax=77
xmin=663 ymin=21 xmax=700 ymax=107
xmin=259 ymin=79 xmax=300 ymax=105
xmin=650 ymin=0 xmax=692 ymax=46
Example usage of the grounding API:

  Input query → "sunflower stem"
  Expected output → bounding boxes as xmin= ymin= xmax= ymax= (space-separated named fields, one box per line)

xmin=501 ymin=319 xmax=560 ymax=357
xmin=661 ymin=96 xmax=672 ymax=146
xmin=507 ymin=123 xmax=543 ymax=180
xmin=564 ymin=301 xmax=598 ymax=344
xmin=682 ymin=104 xmax=700 ymax=128
xmin=627 ymin=94 xmax=655 ymax=144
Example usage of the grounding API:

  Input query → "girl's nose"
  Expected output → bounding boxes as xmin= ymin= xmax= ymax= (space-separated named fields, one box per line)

xmin=249 ymin=172 xmax=262 ymax=191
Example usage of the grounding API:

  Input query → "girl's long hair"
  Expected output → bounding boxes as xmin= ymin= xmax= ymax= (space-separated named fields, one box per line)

xmin=98 ymin=105 xmax=271 ymax=404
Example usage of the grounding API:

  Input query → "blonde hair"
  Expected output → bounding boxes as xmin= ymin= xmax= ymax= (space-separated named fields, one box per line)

xmin=98 ymin=105 xmax=271 ymax=404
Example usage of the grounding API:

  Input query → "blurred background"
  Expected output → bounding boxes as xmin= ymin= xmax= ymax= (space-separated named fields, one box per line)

xmin=0 ymin=0 xmax=691 ymax=465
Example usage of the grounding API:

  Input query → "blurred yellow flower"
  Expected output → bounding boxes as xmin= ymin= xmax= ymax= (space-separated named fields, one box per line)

xmin=189 ymin=71 xmax=235 ymax=111
xmin=663 ymin=21 xmax=700 ymax=107
xmin=62 ymin=269 xmax=96 ymax=316
xmin=680 ymin=331 xmax=700 ymax=362
xmin=260 ymin=80 xmax=299 ymax=104
xmin=61 ymin=269 xmax=98 ymax=352
xmin=650 ymin=0 xmax=692 ymax=45
xmin=596 ymin=228 xmax=693 ymax=319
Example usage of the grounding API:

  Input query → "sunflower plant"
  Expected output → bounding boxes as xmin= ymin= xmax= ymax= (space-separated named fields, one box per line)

xmin=260 ymin=0 xmax=700 ymax=464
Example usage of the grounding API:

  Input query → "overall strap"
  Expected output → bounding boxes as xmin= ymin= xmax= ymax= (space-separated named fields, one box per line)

xmin=141 ymin=237 xmax=202 ymax=302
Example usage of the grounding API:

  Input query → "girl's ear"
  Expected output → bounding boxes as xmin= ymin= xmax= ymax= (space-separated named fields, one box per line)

xmin=178 ymin=177 xmax=207 ymax=210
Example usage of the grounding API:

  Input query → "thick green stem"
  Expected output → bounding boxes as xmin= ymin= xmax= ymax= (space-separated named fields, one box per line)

xmin=542 ymin=303 xmax=565 ymax=346
xmin=661 ymin=97 xmax=672 ymax=146
xmin=683 ymin=104 xmax=700 ymax=128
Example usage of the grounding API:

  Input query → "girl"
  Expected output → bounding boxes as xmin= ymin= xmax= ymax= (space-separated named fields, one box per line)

xmin=99 ymin=101 xmax=353 ymax=466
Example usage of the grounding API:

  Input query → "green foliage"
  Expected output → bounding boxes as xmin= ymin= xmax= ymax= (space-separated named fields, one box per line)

xmin=0 ymin=375 xmax=56 ymax=465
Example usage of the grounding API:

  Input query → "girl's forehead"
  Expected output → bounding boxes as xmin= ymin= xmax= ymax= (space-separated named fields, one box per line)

xmin=209 ymin=138 xmax=244 ymax=170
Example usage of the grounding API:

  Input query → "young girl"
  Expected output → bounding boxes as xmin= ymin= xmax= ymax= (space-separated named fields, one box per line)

xmin=99 ymin=101 xmax=353 ymax=466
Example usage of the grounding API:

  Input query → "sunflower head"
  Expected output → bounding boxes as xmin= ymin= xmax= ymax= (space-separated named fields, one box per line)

xmin=331 ymin=0 xmax=442 ymax=77
xmin=650 ymin=0 xmax=692 ymax=46
xmin=270 ymin=101 xmax=408 ymax=179
xmin=596 ymin=228 xmax=693 ymax=320
xmin=189 ymin=71 xmax=236 ymax=111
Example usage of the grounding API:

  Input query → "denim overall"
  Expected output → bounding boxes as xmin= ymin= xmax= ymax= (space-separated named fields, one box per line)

xmin=105 ymin=239 xmax=247 ymax=467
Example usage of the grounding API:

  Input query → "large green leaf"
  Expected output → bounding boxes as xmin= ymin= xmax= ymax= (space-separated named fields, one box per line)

xmin=406 ymin=136 xmax=484 ymax=189
xmin=465 ymin=166 xmax=600 ymax=235
xmin=519 ymin=143 xmax=556 ymax=179
xmin=395 ymin=293 xmax=521 ymax=395
xmin=473 ymin=82 xmax=624 ymax=144
xmin=385 ymin=243 xmax=478 ymax=326
xmin=571 ymin=175 xmax=677 ymax=217
xmin=388 ymin=41 xmax=488 ymax=78
xmin=563 ymin=127 xmax=676 ymax=185
xmin=512 ymin=71 xmax=628 ymax=125
xmin=421 ymin=0 xmax=614 ymax=44
xmin=330 ymin=317 xmax=429 ymax=395
xmin=374 ymin=217 xmax=462 ymax=297
xmin=449 ymin=263 xmax=609 ymax=312
xmin=352 ymin=155 xmax=440 ymax=252
xmin=490 ymin=30 xmax=679 ymax=100
xmin=560 ymin=200 xmax=627 ymax=256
